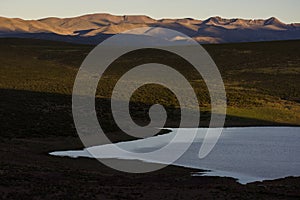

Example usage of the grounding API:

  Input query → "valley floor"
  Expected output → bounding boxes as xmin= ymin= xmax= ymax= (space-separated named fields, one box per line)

xmin=1 ymin=38 xmax=300 ymax=199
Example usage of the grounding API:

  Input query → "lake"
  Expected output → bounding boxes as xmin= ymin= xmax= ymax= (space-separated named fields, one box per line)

xmin=50 ymin=127 xmax=300 ymax=184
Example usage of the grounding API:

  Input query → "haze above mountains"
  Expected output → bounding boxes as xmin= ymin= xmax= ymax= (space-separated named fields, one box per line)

xmin=1 ymin=13 xmax=300 ymax=44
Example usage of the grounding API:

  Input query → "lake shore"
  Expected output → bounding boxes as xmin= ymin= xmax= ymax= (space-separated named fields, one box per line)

xmin=1 ymin=132 xmax=300 ymax=199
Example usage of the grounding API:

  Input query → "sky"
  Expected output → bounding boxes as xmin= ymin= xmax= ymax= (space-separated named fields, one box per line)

xmin=1 ymin=0 xmax=299 ymax=23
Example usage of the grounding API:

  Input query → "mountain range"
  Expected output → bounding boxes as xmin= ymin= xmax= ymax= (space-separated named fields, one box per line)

xmin=1 ymin=13 xmax=300 ymax=44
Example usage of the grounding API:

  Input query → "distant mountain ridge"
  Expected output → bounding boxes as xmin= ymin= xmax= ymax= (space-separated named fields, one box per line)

xmin=0 ymin=14 xmax=300 ymax=44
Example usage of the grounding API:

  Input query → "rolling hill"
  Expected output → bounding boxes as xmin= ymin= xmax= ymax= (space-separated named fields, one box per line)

xmin=0 ymin=14 xmax=300 ymax=44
